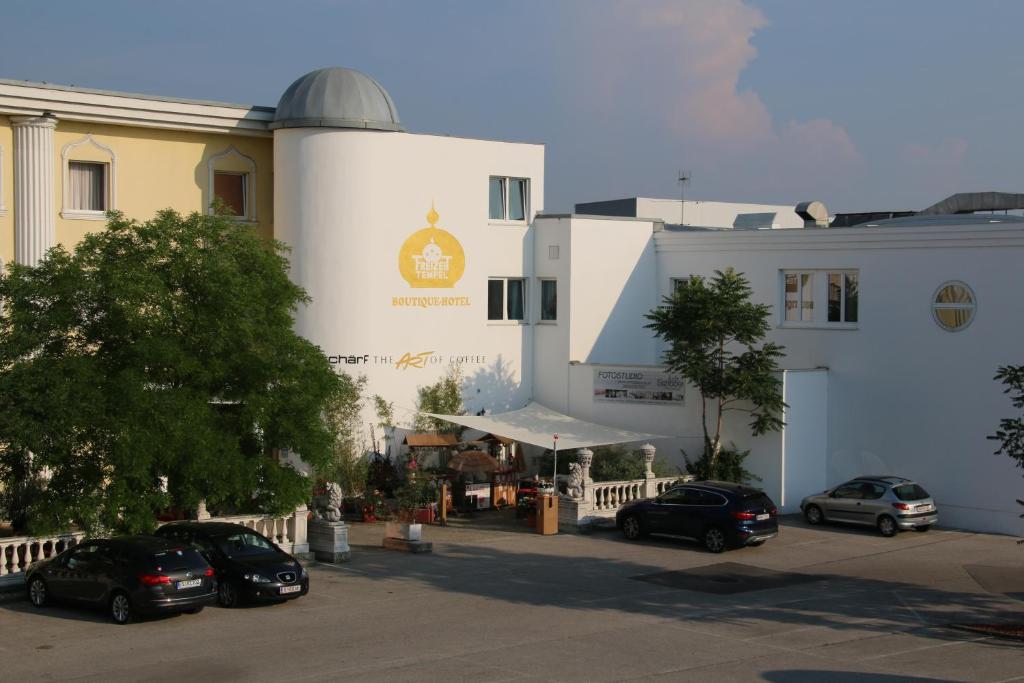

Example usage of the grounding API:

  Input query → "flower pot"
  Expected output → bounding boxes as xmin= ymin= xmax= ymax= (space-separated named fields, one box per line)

xmin=385 ymin=521 xmax=422 ymax=541
xmin=414 ymin=507 xmax=435 ymax=524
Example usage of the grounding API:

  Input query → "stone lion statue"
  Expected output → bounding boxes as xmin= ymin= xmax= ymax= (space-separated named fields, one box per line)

xmin=313 ymin=482 xmax=344 ymax=522
xmin=566 ymin=463 xmax=584 ymax=499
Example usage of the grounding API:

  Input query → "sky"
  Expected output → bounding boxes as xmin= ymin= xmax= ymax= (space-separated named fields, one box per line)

xmin=4 ymin=0 xmax=1023 ymax=213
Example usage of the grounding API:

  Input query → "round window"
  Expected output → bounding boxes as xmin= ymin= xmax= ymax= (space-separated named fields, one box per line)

xmin=932 ymin=281 xmax=975 ymax=331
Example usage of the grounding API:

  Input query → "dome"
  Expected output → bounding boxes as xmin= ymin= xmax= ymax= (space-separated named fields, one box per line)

xmin=270 ymin=67 xmax=402 ymax=131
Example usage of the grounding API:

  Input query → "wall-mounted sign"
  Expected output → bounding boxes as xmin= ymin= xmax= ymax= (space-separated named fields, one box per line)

xmin=327 ymin=352 xmax=488 ymax=368
xmin=398 ymin=204 xmax=465 ymax=289
xmin=593 ymin=367 xmax=685 ymax=405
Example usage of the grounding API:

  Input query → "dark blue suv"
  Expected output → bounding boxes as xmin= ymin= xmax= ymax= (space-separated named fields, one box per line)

xmin=616 ymin=481 xmax=778 ymax=552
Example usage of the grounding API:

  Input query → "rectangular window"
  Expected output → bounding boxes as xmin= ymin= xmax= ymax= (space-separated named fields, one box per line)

xmin=487 ymin=279 xmax=504 ymax=320
xmin=488 ymin=277 xmax=526 ymax=321
xmin=488 ymin=176 xmax=529 ymax=221
xmin=68 ymin=161 xmax=107 ymax=211
xmin=214 ymin=171 xmax=247 ymax=217
xmin=784 ymin=272 xmax=813 ymax=322
xmin=828 ymin=272 xmax=859 ymax=322
xmin=540 ymin=279 xmax=557 ymax=321
xmin=671 ymin=277 xmax=689 ymax=293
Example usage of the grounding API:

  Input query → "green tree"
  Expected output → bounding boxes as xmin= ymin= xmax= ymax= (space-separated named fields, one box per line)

xmin=412 ymin=363 xmax=466 ymax=437
xmin=323 ymin=372 xmax=368 ymax=498
xmin=0 ymin=209 xmax=341 ymax=535
xmin=645 ymin=268 xmax=785 ymax=478
xmin=988 ymin=364 xmax=1024 ymax=525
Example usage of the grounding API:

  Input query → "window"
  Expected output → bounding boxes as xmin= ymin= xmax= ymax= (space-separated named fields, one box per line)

xmin=488 ymin=176 xmax=529 ymax=221
xmin=671 ymin=277 xmax=689 ymax=294
xmin=832 ymin=483 xmax=862 ymax=499
xmin=207 ymin=146 xmax=257 ymax=222
xmin=68 ymin=162 xmax=108 ymax=211
xmin=932 ymin=281 xmax=975 ymax=331
xmin=540 ymin=279 xmax=557 ymax=321
xmin=784 ymin=272 xmax=814 ymax=322
xmin=548 ymin=245 xmax=560 ymax=260
xmin=487 ymin=277 xmax=526 ymax=321
xmin=61 ymin=134 xmax=117 ymax=220
xmin=827 ymin=272 xmax=858 ymax=323
xmin=781 ymin=269 xmax=859 ymax=327
xmin=214 ymin=171 xmax=247 ymax=217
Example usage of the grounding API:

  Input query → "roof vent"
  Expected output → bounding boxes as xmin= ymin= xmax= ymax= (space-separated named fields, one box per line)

xmin=795 ymin=201 xmax=829 ymax=228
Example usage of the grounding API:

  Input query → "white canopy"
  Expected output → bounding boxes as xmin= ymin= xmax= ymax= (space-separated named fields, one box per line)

xmin=425 ymin=401 xmax=672 ymax=451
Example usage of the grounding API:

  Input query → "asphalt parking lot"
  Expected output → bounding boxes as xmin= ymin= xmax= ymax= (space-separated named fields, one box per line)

xmin=2 ymin=514 xmax=1023 ymax=682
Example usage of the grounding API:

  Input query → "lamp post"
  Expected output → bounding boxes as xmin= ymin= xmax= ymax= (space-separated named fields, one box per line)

xmin=552 ymin=434 xmax=559 ymax=495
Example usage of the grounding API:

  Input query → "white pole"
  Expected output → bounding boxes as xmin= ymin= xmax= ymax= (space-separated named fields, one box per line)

xmin=552 ymin=434 xmax=559 ymax=496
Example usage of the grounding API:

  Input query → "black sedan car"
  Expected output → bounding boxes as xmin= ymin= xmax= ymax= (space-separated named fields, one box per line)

xmin=616 ymin=481 xmax=778 ymax=552
xmin=26 ymin=536 xmax=217 ymax=624
xmin=155 ymin=521 xmax=309 ymax=607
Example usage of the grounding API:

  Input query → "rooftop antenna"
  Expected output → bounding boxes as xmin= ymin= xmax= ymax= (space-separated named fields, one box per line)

xmin=678 ymin=170 xmax=692 ymax=225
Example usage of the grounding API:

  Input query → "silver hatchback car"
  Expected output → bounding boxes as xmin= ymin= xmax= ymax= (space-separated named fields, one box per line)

xmin=800 ymin=476 xmax=938 ymax=537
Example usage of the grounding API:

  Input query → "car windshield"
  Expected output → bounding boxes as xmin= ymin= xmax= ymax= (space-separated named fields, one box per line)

xmin=214 ymin=531 xmax=277 ymax=557
xmin=893 ymin=483 xmax=930 ymax=501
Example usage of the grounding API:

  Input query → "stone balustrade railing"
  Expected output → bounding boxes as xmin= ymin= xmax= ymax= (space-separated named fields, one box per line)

xmin=590 ymin=476 xmax=688 ymax=511
xmin=0 ymin=532 xmax=86 ymax=587
xmin=0 ymin=505 xmax=310 ymax=588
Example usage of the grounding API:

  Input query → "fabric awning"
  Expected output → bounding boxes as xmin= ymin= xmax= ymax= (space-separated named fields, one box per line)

xmin=425 ymin=402 xmax=672 ymax=451
xmin=403 ymin=433 xmax=459 ymax=447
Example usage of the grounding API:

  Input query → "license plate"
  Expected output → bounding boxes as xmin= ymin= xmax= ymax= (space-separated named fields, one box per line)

xmin=756 ymin=513 xmax=770 ymax=521
xmin=176 ymin=578 xmax=202 ymax=590
xmin=279 ymin=585 xmax=301 ymax=595
xmin=917 ymin=504 xmax=934 ymax=512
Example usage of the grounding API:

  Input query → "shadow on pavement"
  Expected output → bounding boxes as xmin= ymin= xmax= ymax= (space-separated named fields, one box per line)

xmin=763 ymin=671 xmax=959 ymax=683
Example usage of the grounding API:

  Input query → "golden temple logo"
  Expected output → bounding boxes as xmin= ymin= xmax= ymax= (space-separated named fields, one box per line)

xmin=398 ymin=204 xmax=465 ymax=289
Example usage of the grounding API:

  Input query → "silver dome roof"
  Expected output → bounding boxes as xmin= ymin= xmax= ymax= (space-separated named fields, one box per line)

xmin=270 ymin=67 xmax=402 ymax=131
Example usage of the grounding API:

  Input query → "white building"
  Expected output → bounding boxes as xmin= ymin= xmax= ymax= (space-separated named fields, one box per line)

xmin=3 ymin=67 xmax=1021 ymax=535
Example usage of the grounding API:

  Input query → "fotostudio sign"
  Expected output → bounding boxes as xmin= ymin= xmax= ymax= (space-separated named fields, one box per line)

xmin=593 ymin=367 xmax=685 ymax=405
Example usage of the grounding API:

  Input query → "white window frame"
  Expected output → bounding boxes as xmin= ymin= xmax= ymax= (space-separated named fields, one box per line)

xmin=61 ymin=134 xmax=116 ymax=220
xmin=932 ymin=280 xmax=976 ymax=332
xmin=783 ymin=271 xmax=815 ymax=323
xmin=488 ymin=176 xmax=530 ymax=223
xmin=670 ymin=277 xmax=689 ymax=294
xmin=827 ymin=271 xmax=859 ymax=324
xmin=207 ymin=146 xmax=257 ymax=222
xmin=780 ymin=268 xmax=859 ymax=329
xmin=538 ymin=278 xmax=558 ymax=323
xmin=487 ymin=276 xmax=528 ymax=323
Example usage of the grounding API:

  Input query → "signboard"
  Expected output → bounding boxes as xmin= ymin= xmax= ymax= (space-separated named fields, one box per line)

xmin=593 ymin=367 xmax=684 ymax=405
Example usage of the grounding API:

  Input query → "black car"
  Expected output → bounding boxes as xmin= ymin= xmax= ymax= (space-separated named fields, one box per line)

xmin=155 ymin=521 xmax=309 ymax=607
xmin=25 ymin=535 xmax=217 ymax=624
xmin=616 ymin=481 xmax=778 ymax=553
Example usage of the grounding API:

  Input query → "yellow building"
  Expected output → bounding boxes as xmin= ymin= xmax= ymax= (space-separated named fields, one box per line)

xmin=0 ymin=79 xmax=276 ymax=269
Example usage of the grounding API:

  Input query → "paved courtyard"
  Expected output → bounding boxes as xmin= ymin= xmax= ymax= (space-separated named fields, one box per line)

xmin=2 ymin=513 xmax=1024 ymax=682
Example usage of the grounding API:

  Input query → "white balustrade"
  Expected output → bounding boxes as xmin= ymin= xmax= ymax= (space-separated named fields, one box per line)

xmin=0 ymin=532 xmax=85 ymax=586
xmin=560 ymin=475 xmax=693 ymax=529
xmin=197 ymin=508 xmax=308 ymax=554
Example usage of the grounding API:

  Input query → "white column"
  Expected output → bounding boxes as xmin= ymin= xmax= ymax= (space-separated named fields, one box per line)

xmin=640 ymin=443 xmax=657 ymax=497
xmin=12 ymin=115 xmax=57 ymax=266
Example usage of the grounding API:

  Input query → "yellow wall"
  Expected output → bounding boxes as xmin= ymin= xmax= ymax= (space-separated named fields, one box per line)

xmin=0 ymin=117 xmax=273 ymax=268
xmin=0 ymin=117 xmax=13 ymax=267
xmin=54 ymin=121 xmax=274 ymax=248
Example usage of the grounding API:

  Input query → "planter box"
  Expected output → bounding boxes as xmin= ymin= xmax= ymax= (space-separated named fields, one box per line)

xmin=414 ymin=507 xmax=435 ymax=524
xmin=384 ymin=522 xmax=422 ymax=541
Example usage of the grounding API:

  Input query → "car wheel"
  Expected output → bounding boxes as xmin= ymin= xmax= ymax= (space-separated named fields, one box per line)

xmin=27 ymin=577 xmax=48 ymax=607
xmin=913 ymin=525 xmax=931 ymax=532
xmin=621 ymin=515 xmax=644 ymax=541
xmin=704 ymin=527 xmax=727 ymax=554
xmin=218 ymin=580 xmax=239 ymax=608
xmin=110 ymin=591 xmax=133 ymax=625
xmin=877 ymin=515 xmax=898 ymax=538
xmin=804 ymin=504 xmax=824 ymax=525
xmin=184 ymin=606 xmax=204 ymax=615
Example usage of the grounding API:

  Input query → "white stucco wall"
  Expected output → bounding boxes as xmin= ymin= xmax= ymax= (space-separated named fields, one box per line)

xmin=652 ymin=222 xmax=1024 ymax=535
xmin=274 ymin=128 xmax=544 ymax=427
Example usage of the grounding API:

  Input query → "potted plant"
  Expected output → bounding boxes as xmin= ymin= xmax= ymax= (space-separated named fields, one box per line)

xmin=387 ymin=476 xmax=433 ymax=541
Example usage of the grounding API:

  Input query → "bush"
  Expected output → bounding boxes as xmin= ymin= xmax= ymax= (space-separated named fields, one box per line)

xmin=682 ymin=444 xmax=760 ymax=484
xmin=394 ymin=476 xmax=435 ymax=515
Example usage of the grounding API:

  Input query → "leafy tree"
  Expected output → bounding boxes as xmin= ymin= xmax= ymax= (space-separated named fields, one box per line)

xmin=372 ymin=394 xmax=396 ymax=459
xmin=0 ymin=209 xmax=341 ymax=535
xmin=323 ymin=372 xmax=368 ymax=498
xmin=645 ymin=268 xmax=785 ymax=479
xmin=988 ymin=364 xmax=1024 ymax=525
xmin=534 ymin=445 xmax=676 ymax=481
xmin=413 ymin=362 xmax=466 ymax=437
